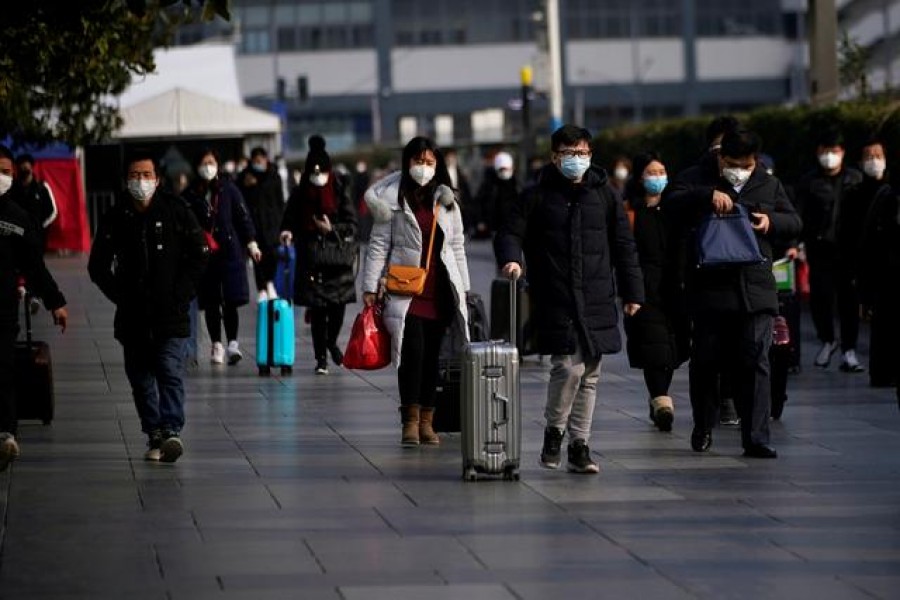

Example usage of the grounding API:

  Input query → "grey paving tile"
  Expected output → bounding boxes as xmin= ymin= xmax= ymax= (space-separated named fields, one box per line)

xmin=4 ymin=250 xmax=900 ymax=598
xmin=340 ymin=583 xmax=517 ymax=600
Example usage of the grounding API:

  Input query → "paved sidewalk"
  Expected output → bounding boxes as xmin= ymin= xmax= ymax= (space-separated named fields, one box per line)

xmin=1 ymin=241 xmax=899 ymax=600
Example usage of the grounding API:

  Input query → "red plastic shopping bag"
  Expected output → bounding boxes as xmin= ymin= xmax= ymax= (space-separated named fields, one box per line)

xmin=343 ymin=304 xmax=391 ymax=370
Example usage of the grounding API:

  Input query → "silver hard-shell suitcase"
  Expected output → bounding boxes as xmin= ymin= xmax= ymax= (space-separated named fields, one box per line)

xmin=461 ymin=278 xmax=521 ymax=481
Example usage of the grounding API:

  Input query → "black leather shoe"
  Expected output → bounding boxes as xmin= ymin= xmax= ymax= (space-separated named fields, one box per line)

xmin=743 ymin=444 xmax=778 ymax=459
xmin=691 ymin=428 xmax=712 ymax=452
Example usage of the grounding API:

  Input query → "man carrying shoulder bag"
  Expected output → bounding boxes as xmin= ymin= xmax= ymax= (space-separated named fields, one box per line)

xmin=664 ymin=128 xmax=801 ymax=459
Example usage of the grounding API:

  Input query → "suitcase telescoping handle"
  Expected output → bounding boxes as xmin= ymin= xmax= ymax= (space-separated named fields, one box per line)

xmin=508 ymin=275 xmax=517 ymax=349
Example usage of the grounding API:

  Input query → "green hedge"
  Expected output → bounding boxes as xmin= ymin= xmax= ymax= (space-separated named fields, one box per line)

xmin=594 ymin=100 xmax=900 ymax=185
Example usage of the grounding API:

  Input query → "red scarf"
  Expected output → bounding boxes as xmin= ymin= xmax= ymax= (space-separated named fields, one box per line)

xmin=300 ymin=179 xmax=337 ymax=232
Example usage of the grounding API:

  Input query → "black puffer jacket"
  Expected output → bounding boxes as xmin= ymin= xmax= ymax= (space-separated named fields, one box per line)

xmin=859 ymin=184 xmax=900 ymax=303
xmin=281 ymin=177 xmax=358 ymax=307
xmin=0 ymin=195 xmax=66 ymax=326
xmin=495 ymin=164 xmax=644 ymax=357
xmin=88 ymin=190 xmax=208 ymax=342
xmin=793 ymin=166 xmax=863 ymax=253
xmin=664 ymin=164 xmax=802 ymax=315
xmin=237 ymin=166 xmax=285 ymax=250
xmin=623 ymin=193 xmax=690 ymax=369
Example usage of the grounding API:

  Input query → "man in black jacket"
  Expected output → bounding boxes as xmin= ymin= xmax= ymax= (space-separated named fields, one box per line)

xmin=854 ymin=138 xmax=893 ymax=387
xmin=496 ymin=125 xmax=644 ymax=474
xmin=0 ymin=145 xmax=68 ymax=472
xmin=793 ymin=128 xmax=865 ymax=372
xmin=665 ymin=128 xmax=801 ymax=458
xmin=89 ymin=150 xmax=208 ymax=463
xmin=11 ymin=153 xmax=57 ymax=252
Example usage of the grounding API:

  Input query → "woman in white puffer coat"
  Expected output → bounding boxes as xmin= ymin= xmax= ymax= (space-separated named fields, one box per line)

xmin=362 ymin=137 xmax=471 ymax=447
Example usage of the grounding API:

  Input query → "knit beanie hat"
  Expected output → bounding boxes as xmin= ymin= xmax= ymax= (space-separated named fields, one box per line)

xmin=304 ymin=135 xmax=331 ymax=173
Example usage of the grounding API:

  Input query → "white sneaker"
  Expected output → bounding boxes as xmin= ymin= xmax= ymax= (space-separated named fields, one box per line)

xmin=840 ymin=349 xmax=865 ymax=373
xmin=227 ymin=340 xmax=243 ymax=365
xmin=814 ymin=341 xmax=838 ymax=367
xmin=0 ymin=433 xmax=21 ymax=472
xmin=211 ymin=341 xmax=225 ymax=364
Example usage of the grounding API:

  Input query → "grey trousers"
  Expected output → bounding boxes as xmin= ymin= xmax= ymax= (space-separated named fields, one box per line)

xmin=545 ymin=345 xmax=602 ymax=443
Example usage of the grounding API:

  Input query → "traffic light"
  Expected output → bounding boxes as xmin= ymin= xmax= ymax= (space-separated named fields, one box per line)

xmin=297 ymin=76 xmax=308 ymax=102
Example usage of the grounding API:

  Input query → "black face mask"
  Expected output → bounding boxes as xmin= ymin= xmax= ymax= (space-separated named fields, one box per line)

xmin=19 ymin=170 xmax=32 ymax=180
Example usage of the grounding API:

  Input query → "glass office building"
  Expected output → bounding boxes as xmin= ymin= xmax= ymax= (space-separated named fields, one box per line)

xmin=178 ymin=0 xmax=810 ymax=156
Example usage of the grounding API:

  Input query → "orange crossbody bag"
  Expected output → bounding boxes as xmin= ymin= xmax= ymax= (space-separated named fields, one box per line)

xmin=384 ymin=202 xmax=439 ymax=296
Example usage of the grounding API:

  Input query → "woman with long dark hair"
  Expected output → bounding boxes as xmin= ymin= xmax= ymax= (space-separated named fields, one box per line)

xmin=184 ymin=148 xmax=261 ymax=365
xmin=362 ymin=137 xmax=471 ymax=446
xmin=622 ymin=152 xmax=689 ymax=431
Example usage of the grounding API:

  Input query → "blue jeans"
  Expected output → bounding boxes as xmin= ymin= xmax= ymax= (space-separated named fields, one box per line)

xmin=122 ymin=337 xmax=188 ymax=436
xmin=185 ymin=298 xmax=199 ymax=362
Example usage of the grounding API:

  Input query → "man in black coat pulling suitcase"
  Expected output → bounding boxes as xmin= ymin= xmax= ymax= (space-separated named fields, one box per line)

xmin=495 ymin=125 xmax=644 ymax=474
xmin=89 ymin=150 xmax=208 ymax=463
xmin=0 ymin=144 xmax=68 ymax=472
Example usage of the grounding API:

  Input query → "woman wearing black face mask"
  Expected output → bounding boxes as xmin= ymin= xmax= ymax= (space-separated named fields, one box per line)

xmin=361 ymin=136 xmax=471 ymax=447
xmin=280 ymin=135 xmax=359 ymax=375
xmin=184 ymin=148 xmax=261 ymax=366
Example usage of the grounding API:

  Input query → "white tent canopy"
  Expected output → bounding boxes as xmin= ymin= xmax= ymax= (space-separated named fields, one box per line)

xmin=115 ymin=87 xmax=281 ymax=140
xmin=119 ymin=43 xmax=242 ymax=107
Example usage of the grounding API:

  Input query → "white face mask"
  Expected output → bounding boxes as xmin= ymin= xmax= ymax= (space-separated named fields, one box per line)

xmin=818 ymin=152 xmax=842 ymax=170
xmin=198 ymin=164 xmax=218 ymax=181
xmin=0 ymin=173 xmax=12 ymax=196
xmin=863 ymin=158 xmax=886 ymax=179
xmin=310 ymin=172 xmax=329 ymax=187
xmin=127 ymin=179 xmax=157 ymax=205
xmin=613 ymin=166 xmax=629 ymax=181
xmin=409 ymin=164 xmax=435 ymax=186
xmin=497 ymin=169 xmax=513 ymax=181
xmin=722 ymin=167 xmax=752 ymax=187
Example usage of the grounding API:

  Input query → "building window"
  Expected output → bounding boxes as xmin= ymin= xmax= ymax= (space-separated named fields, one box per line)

xmin=238 ymin=1 xmax=375 ymax=53
xmin=566 ymin=0 xmax=681 ymax=39
xmin=392 ymin=0 xmax=537 ymax=46
xmin=696 ymin=0 xmax=783 ymax=36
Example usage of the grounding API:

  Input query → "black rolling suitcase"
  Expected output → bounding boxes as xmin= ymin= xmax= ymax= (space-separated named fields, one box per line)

xmin=433 ymin=292 xmax=489 ymax=433
xmin=490 ymin=277 xmax=536 ymax=356
xmin=14 ymin=296 xmax=55 ymax=424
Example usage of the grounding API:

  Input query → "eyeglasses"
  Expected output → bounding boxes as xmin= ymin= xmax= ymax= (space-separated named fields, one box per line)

xmin=556 ymin=149 xmax=592 ymax=159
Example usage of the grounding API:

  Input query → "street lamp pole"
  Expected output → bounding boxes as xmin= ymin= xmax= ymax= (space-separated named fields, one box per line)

xmin=545 ymin=0 xmax=564 ymax=131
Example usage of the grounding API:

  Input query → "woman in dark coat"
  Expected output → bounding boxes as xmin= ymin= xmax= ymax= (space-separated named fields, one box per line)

xmin=184 ymin=149 xmax=261 ymax=366
xmin=280 ymin=136 xmax=358 ymax=375
xmin=623 ymin=152 xmax=690 ymax=432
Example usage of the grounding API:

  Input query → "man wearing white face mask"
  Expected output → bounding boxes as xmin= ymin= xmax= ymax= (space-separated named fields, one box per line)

xmin=89 ymin=149 xmax=209 ymax=463
xmin=855 ymin=137 xmax=893 ymax=387
xmin=496 ymin=125 xmax=644 ymax=473
xmin=0 ymin=144 xmax=68 ymax=472
xmin=793 ymin=128 xmax=865 ymax=373
xmin=665 ymin=128 xmax=801 ymax=459
xmin=474 ymin=151 xmax=519 ymax=239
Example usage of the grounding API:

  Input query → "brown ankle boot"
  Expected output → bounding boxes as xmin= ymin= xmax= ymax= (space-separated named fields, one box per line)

xmin=419 ymin=407 xmax=440 ymax=445
xmin=399 ymin=405 xmax=420 ymax=446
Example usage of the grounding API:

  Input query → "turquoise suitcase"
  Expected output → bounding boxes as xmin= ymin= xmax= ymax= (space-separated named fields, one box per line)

xmin=256 ymin=298 xmax=295 ymax=376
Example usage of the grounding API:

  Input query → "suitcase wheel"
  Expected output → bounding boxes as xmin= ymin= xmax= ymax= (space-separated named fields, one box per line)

xmin=463 ymin=467 xmax=478 ymax=481
xmin=503 ymin=467 xmax=520 ymax=481
xmin=258 ymin=366 xmax=272 ymax=376
xmin=280 ymin=366 xmax=293 ymax=376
